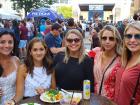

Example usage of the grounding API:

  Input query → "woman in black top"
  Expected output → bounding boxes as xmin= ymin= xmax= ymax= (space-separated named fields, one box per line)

xmin=54 ymin=29 xmax=94 ymax=92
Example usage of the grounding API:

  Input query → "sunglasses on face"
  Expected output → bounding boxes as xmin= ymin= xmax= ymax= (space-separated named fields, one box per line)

xmin=66 ymin=38 xmax=81 ymax=43
xmin=101 ymin=36 xmax=115 ymax=41
xmin=124 ymin=34 xmax=140 ymax=40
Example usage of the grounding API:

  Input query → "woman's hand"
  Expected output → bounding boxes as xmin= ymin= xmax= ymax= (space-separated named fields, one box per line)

xmin=35 ymin=87 xmax=45 ymax=95
xmin=5 ymin=100 xmax=15 ymax=105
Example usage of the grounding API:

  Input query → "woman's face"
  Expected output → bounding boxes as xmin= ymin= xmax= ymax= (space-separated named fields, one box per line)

xmin=66 ymin=33 xmax=81 ymax=53
xmin=30 ymin=42 xmax=46 ymax=62
xmin=124 ymin=27 xmax=140 ymax=54
xmin=91 ymin=29 xmax=97 ymax=36
xmin=101 ymin=30 xmax=116 ymax=52
xmin=0 ymin=34 xmax=14 ymax=55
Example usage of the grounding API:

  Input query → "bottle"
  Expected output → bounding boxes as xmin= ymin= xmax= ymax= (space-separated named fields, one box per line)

xmin=83 ymin=80 xmax=90 ymax=100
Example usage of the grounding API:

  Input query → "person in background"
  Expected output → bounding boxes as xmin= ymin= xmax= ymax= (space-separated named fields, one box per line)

xmin=117 ymin=19 xmax=129 ymax=39
xmin=45 ymin=23 xmax=65 ymax=56
xmin=64 ymin=18 xmax=83 ymax=36
xmin=44 ymin=19 xmax=52 ymax=35
xmin=6 ymin=38 xmax=56 ymax=105
xmin=90 ymin=27 xmax=100 ymax=49
xmin=18 ymin=20 xmax=28 ymax=59
xmin=0 ymin=19 xmax=4 ymax=28
xmin=0 ymin=29 xmax=20 ymax=105
xmin=26 ymin=18 xmax=34 ymax=42
xmin=115 ymin=21 xmax=140 ymax=105
xmin=54 ymin=29 xmax=94 ymax=92
xmin=133 ymin=9 xmax=140 ymax=21
xmin=91 ymin=25 xmax=122 ymax=100
xmin=12 ymin=20 xmax=20 ymax=57
xmin=39 ymin=19 xmax=47 ymax=38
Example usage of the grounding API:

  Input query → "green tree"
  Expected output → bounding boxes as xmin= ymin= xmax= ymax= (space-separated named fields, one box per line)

xmin=11 ymin=0 xmax=56 ymax=16
xmin=57 ymin=6 xmax=72 ymax=18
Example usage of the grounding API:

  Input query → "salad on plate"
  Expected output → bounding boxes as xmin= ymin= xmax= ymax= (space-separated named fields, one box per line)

xmin=40 ymin=89 xmax=63 ymax=103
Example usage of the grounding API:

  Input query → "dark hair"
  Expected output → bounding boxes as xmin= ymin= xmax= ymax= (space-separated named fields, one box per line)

xmin=67 ymin=18 xmax=74 ymax=26
xmin=0 ymin=64 xmax=3 ymax=77
xmin=51 ymin=23 xmax=62 ymax=31
xmin=0 ymin=28 xmax=17 ymax=56
xmin=20 ymin=20 xmax=26 ymax=26
xmin=24 ymin=38 xmax=53 ymax=76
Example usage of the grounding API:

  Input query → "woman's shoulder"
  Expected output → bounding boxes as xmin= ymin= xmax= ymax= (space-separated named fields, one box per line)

xmin=54 ymin=52 xmax=65 ymax=61
xmin=12 ymin=56 xmax=20 ymax=62
xmin=83 ymin=55 xmax=94 ymax=64
xmin=18 ymin=64 xmax=27 ymax=73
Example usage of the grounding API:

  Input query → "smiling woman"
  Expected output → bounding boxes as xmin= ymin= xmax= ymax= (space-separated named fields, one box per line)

xmin=5 ymin=38 xmax=56 ymax=105
xmin=54 ymin=29 xmax=94 ymax=92
xmin=115 ymin=21 xmax=140 ymax=105
xmin=0 ymin=29 xmax=20 ymax=105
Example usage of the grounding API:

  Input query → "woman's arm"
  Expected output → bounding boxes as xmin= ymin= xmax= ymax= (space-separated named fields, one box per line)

xmin=13 ymin=64 xmax=27 ymax=103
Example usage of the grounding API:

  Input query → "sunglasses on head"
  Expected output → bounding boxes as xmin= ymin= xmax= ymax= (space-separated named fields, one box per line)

xmin=101 ymin=36 xmax=115 ymax=41
xmin=66 ymin=38 xmax=81 ymax=43
xmin=124 ymin=34 xmax=140 ymax=40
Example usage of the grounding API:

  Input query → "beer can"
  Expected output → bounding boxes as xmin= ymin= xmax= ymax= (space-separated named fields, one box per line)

xmin=83 ymin=80 xmax=90 ymax=99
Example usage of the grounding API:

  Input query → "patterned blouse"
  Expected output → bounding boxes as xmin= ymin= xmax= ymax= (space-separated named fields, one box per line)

xmin=93 ymin=47 xmax=121 ymax=100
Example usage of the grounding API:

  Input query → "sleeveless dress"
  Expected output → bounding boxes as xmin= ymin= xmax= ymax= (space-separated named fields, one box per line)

xmin=0 ymin=60 xmax=17 ymax=105
xmin=24 ymin=67 xmax=51 ymax=97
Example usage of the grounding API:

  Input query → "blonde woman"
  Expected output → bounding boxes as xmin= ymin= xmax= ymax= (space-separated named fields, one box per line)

xmin=92 ymin=25 xmax=122 ymax=100
xmin=115 ymin=21 xmax=140 ymax=105
xmin=54 ymin=29 xmax=94 ymax=91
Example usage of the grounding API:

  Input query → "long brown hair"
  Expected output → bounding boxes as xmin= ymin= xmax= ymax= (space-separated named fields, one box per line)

xmin=24 ymin=38 xmax=53 ymax=76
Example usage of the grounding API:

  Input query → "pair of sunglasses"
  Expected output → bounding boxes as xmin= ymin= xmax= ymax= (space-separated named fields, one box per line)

xmin=66 ymin=38 xmax=81 ymax=43
xmin=101 ymin=36 xmax=115 ymax=41
xmin=124 ymin=34 xmax=140 ymax=40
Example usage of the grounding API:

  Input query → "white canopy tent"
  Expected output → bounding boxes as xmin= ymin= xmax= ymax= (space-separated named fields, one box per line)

xmin=0 ymin=9 xmax=21 ymax=20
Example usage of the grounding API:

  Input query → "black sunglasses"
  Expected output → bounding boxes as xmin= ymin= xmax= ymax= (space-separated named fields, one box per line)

xmin=101 ymin=36 xmax=115 ymax=41
xmin=124 ymin=34 xmax=140 ymax=40
xmin=66 ymin=38 xmax=81 ymax=43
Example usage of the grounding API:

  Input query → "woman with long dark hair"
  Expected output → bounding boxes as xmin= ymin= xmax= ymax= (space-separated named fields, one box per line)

xmin=0 ymin=29 xmax=20 ymax=105
xmin=6 ymin=38 xmax=56 ymax=104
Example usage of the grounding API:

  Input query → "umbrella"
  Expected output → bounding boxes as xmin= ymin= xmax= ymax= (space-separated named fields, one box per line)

xmin=58 ymin=14 xmax=64 ymax=20
xmin=26 ymin=8 xmax=59 ymax=21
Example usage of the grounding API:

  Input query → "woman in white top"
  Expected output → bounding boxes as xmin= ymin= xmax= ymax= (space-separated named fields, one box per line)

xmin=6 ymin=38 xmax=56 ymax=104
xmin=0 ymin=29 xmax=20 ymax=105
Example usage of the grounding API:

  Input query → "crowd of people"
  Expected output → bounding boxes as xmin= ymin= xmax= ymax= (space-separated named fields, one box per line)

xmin=0 ymin=12 xmax=140 ymax=105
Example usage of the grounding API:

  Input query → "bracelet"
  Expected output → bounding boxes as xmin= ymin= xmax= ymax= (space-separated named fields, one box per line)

xmin=12 ymin=99 xmax=16 ymax=105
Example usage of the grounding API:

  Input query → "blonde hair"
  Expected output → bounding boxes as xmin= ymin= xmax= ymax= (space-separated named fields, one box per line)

xmin=122 ymin=21 xmax=140 ymax=67
xmin=63 ymin=29 xmax=86 ymax=64
xmin=99 ymin=25 xmax=122 ymax=55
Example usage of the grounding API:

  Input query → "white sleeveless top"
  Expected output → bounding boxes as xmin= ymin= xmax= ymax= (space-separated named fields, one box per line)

xmin=0 ymin=60 xmax=17 ymax=105
xmin=24 ymin=67 xmax=51 ymax=97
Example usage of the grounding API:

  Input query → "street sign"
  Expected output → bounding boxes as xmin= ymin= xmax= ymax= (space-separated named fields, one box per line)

xmin=89 ymin=5 xmax=104 ymax=10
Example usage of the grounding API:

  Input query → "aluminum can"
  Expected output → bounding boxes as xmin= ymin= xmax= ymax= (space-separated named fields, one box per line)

xmin=83 ymin=80 xmax=90 ymax=99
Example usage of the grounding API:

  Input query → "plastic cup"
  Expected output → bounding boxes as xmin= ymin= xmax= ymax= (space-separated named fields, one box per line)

xmin=60 ymin=94 xmax=71 ymax=105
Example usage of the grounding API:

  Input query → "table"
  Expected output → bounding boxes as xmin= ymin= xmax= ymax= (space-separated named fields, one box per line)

xmin=19 ymin=93 xmax=117 ymax=105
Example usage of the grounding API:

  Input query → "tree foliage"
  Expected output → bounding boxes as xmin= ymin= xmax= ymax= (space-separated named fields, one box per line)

xmin=10 ymin=0 xmax=56 ymax=16
xmin=57 ymin=6 xmax=72 ymax=18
